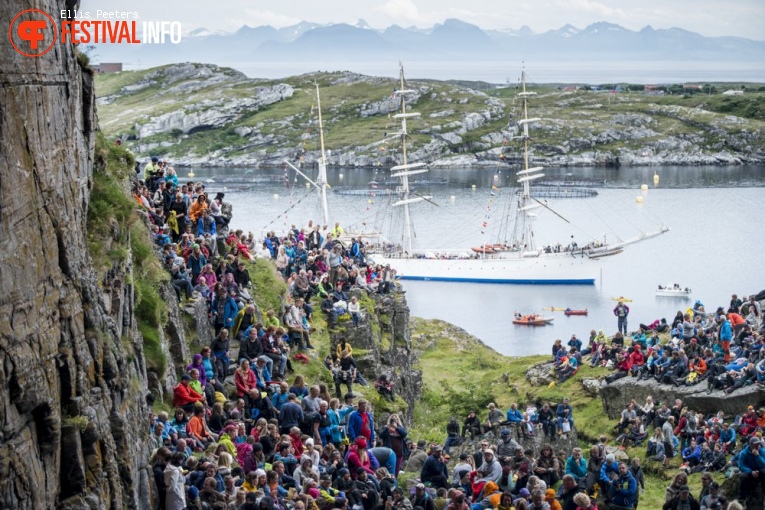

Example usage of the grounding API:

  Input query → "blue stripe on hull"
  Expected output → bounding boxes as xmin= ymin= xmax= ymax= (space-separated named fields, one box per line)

xmin=399 ymin=275 xmax=595 ymax=285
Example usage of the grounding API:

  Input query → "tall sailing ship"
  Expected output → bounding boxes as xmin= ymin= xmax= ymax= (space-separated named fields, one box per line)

xmin=367 ymin=66 xmax=668 ymax=285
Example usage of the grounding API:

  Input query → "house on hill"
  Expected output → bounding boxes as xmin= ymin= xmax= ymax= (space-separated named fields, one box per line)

xmin=723 ymin=90 xmax=744 ymax=96
xmin=93 ymin=63 xmax=123 ymax=74
xmin=644 ymin=85 xmax=664 ymax=96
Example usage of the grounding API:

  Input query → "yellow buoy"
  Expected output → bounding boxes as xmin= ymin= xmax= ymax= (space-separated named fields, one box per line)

xmin=339 ymin=173 xmax=344 ymax=179
xmin=450 ymin=195 xmax=456 ymax=202
xmin=273 ymin=194 xmax=279 ymax=199
xmin=471 ymin=184 xmax=476 ymax=190
xmin=188 ymin=171 xmax=195 ymax=178
xmin=636 ymin=196 xmax=644 ymax=203
xmin=306 ymin=182 xmax=311 ymax=188
xmin=653 ymin=173 xmax=660 ymax=186
xmin=640 ymin=184 xmax=648 ymax=191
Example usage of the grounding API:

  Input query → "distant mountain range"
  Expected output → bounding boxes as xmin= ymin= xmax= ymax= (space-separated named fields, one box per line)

xmin=94 ymin=19 xmax=764 ymax=72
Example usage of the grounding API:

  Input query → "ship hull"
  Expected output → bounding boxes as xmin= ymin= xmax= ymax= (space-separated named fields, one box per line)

xmin=373 ymin=253 xmax=599 ymax=285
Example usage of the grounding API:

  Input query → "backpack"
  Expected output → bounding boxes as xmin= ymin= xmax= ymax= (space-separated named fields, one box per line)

xmin=301 ymin=411 xmax=320 ymax=435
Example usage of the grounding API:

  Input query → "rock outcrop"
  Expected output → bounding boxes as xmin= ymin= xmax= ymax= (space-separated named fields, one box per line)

xmin=339 ymin=291 xmax=422 ymax=423
xmin=0 ymin=3 xmax=165 ymax=508
xmin=599 ymin=377 xmax=765 ymax=419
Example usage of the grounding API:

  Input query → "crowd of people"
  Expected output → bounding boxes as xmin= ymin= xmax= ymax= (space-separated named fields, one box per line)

xmin=135 ymin=156 xmax=765 ymax=510
xmin=136 ymin=157 xmax=414 ymax=509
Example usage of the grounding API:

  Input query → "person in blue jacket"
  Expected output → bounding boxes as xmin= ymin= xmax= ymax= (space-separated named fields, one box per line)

xmin=347 ymin=398 xmax=376 ymax=445
xmin=719 ymin=315 xmax=733 ymax=362
xmin=565 ymin=447 xmax=588 ymax=482
xmin=211 ymin=287 xmax=238 ymax=335
xmin=556 ymin=397 xmax=575 ymax=432
xmin=737 ymin=436 xmax=765 ymax=501
xmin=506 ymin=403 xmax=523 ymax=424
xmin=599 ymin=453 xmax=619 ymax=496
xmin=608 ymin=462 xmax=637 ymax=510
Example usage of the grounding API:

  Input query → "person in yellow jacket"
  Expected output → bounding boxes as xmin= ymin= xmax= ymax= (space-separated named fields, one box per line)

xmin=217 ymin=425 xmax=237 ymax=457
xmin=336 ymin=338 xmax=353 ymax=359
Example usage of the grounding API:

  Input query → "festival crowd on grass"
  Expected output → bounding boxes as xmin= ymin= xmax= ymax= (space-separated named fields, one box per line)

xmin=134 ymin=157 xmax=764 ymax=510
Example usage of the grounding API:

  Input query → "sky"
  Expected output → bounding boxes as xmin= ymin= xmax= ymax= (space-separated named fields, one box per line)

xmin=90 ymin=0 xmax=764 ymax=40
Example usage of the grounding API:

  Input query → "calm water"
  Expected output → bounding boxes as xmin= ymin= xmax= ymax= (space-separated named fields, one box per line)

xmin=187 ymin=165 xmax=765 ymax=356
xmin=221 ymin=60 xmax=765 ymax=84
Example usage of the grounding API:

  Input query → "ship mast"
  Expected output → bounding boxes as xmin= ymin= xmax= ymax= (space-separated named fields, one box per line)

xmin=391 ymin=63 xmax=428 ymax=255
xmin=315 ymin=83 xmax=330 ymax=226
xmin=513 ymin=71 xmax=544 ymax=253
xmin=283 ymin=83 xmax=331 ymax=226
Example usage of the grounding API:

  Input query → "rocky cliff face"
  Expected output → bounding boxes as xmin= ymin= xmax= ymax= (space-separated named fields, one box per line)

xmin=0 ymin=3 xmax=153 ymax=508
xmin=341 ymin=291 xmax=423 ymax=423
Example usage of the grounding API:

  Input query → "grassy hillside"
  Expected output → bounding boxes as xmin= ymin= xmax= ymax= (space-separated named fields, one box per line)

xmin=96 ymin=64 xmax=765 ymax=165
xmin=410 ymin=318 xmax=706 ymax=509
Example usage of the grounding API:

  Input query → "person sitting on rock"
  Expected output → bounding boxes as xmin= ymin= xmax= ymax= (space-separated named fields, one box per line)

xmin=375 ymin=374 xmax=395 ymax=402
xmin=462 ymin=410 xmax=482 ymax=440
xmin=173 ymin=374 xmax=205 ymax=414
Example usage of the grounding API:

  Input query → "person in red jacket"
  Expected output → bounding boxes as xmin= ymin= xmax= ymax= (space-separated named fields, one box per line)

xmin=606 ymin=353 xmax=632 ymax=384
xmin=628 ymin=345 xmax=645 ymax=376
xmin=173 ymin=374 xmax=205 ymax=413
xmin=235 ymin=359 xmax=260 ymax=415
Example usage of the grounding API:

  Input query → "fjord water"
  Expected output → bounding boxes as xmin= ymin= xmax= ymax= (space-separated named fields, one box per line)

xmin=199 ymin=165 xmax=765 ymax=356
xmin=227 ymin=60 xmax=765 ymax=84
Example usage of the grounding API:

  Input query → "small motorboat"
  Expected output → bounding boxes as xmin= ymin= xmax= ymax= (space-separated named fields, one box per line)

xmin=656 ymin=284 xmax=692 ymax=298
xmin=611 ymin=296 xmax=633 ymax=302
xmin=513 ymin=313 xmax=554 ymax=326
xmin=564 ymin=308 xmax=588 ymax=316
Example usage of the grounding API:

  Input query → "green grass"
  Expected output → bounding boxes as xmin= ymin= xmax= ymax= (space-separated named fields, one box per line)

xmin=249 ymin=259 xmax=287 ymax=314
xmin=97 ymin=66 xmax=765 ymax=163
xmin=409 ymin=318 xmax=718 ymax=509
xmin=139 ymin=322 xmax=167 ymax=379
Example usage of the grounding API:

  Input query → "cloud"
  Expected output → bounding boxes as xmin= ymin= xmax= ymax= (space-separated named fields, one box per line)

xmin=237 ymin=9 xmax=302 ymax=29
xmin=376 ymin=0 xmax=421 ymax=25
xmin=555 ymin=0 xmax=627 ymax=19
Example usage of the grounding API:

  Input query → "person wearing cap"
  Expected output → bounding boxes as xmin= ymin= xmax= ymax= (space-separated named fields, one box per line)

xmin=403 ymin=440 xmax=428 ymax=474
xmin=662 ymin=483 xmax=699 ymax=510
xmin=319 ymin=474 xmax=344 ymax=503
xmin=482 ymin=403 xmax=503 ymax=436
xmin=513 ymin=487 xmax=531 ymax=508
xmin=475 ymin=448 xmax=502 ymax=485
xmin=419 ymin=445 xmax=449 ymax=489
xmin=347 ymin=437 xmax=375 ymax=481
xmin=496 ymin=428 xmax=520 ymax=465
xmin=737 ymin=435 xmax=765 ymax=501
xmin=172 ymin=374 xmax=205 ymax=413
xmin=410 ymin=483 xmax=436 ymax=510
xmin=217 ymin=424 xmax=237 ymax=457
xmin=700 ymin=480 xmax=720 ymax=510
xmin=144 ymin=156 xmax=161 ymax=185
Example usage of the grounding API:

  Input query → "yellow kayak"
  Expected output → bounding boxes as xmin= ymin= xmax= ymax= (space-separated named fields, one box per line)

xmin=611 ymin=297 xmax=633 ymax=302
xmin=542 ymin=307 xmax=567 ymax=311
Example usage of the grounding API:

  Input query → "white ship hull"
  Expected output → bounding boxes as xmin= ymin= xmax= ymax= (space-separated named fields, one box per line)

xmin=656 ymin=289 xmax=692 ymax=297
xmin=373 ymin=252 xmax=599 ymax=285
